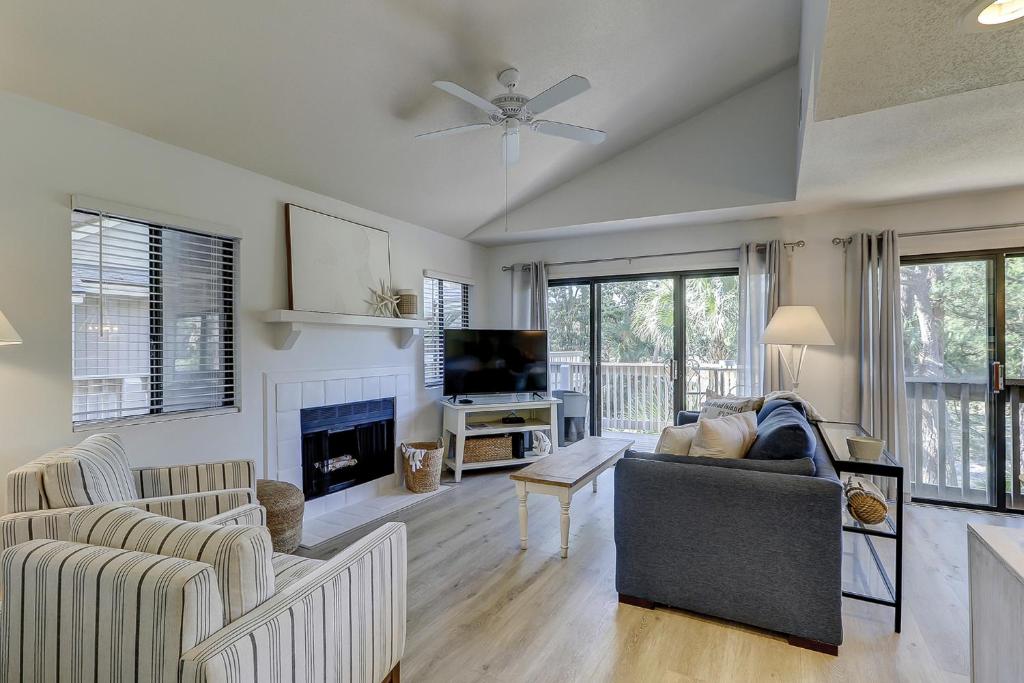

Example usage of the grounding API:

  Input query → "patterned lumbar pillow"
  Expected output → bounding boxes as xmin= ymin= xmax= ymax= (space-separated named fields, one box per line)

xmin=655 ymin=423 xmax=699 ymax=456
xmin=698 ymin=395 xmax=765 ymax=420
xmin=690 ymin=411 xmax=758 ymax=459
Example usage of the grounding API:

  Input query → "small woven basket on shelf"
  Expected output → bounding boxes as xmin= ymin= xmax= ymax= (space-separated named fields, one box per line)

xmin=464 ymin=435 xmax=513 ymax=463
xmin=844 ymin=476 xmax=888 ymax=525
xmin=401 ymin=440 xmax=444 ymax=493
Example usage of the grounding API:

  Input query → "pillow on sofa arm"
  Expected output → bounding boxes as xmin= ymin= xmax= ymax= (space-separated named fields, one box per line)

xmin=747 ymin=405 xmax=816 ymax=460
xmin=757 ymin=398 xmax=807 ymax=423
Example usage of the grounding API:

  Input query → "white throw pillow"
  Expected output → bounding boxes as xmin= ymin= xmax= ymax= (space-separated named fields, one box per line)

xmin=698 ymin=396 xmax=765 ymax=420
xmin=655 ymin=423 xmax=698 ymax=456
xmin=690 ymin=411 xmax=758 ymax=459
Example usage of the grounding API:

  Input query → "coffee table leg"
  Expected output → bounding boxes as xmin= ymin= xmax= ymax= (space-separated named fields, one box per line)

xmin=559 ymin=490 xmax=572 ymax=559
xmin=516 ymin=481 xmax=528 ymax=550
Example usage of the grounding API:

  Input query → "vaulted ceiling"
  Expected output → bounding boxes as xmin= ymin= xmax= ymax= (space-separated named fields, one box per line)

xmin=0 ymin=0 xmax=800 ymax=238
xmin=5 ymin=1 xmax=1024 ymax=245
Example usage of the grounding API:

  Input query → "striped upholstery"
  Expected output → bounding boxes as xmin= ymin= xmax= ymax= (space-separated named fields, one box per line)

xmin=133 ymin=460 xmax=256 ymax=498
xmin=272 ymin=551 xmax=325 ymax=591
xmin=0 ymin=502 xmax=267 ymax=556
xmin=135 ymin=487 xmax=257 ymax=522
xmin=41 ymin=433 xmax=138 ymax=508
xmin=0 ymin=507 xmax=77 ymax=556
xmin=180 ymin=522 xmax=407 ymax=683
xmin=73 ymin=504 xmax=276 ymax=623
xmin=0 ymin=539 xmax=224 ymax=683
xmin=204 ymin=503 xmax=268 ymax=527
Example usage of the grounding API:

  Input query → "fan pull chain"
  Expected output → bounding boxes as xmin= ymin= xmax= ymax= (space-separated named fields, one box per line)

xmin=504 ymin=163 xmax=509 ymax=232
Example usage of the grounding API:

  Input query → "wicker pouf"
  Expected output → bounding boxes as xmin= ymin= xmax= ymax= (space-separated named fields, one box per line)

xmin=256 ymin=479 xmax=305 ymax=554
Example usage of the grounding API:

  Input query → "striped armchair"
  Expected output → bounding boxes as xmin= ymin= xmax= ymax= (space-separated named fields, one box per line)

xmin=1 ymin=433 xmax=263 ymax=553
xmin=0 ymin=505 xmax=407 ymax=683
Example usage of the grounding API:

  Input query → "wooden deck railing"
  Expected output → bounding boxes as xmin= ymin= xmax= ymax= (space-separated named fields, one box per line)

xmin=549 ymin=354 xmax=739 ymax=433
xmin=903 ymin=376 xmax=1012 ymax=505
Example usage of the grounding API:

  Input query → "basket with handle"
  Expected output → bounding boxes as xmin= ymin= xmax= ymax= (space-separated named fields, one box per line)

xmin=401 ymin=439 xmax=444 ymax=493
xmin=844 ymin=476 xmax=888 ymax=525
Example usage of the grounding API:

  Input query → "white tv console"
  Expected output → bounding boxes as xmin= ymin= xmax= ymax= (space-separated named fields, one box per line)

xmin=441 ymin=397 xmax=561 ymax=482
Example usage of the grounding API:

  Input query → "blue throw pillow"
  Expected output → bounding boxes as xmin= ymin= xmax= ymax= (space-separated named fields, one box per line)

xmin=747 ymin=405 xmax=816 ymax=460
xmin=757 ymin=398 xmax=807 ymax=424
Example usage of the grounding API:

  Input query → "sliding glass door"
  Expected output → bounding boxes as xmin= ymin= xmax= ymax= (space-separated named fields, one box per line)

xmin=547 ymin=270 xmax=739 ymax=450
xmin=901 ymin=250 xmax=1024 ymax=511
xmin=600 ymin=279 xmax=676 ymax=446
xmin=901 ymin=257 xmax=994 ymax=505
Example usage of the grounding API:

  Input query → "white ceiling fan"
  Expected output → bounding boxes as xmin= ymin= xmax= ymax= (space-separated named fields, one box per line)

xmin=416 ymin=67 xmax=606 ymax=167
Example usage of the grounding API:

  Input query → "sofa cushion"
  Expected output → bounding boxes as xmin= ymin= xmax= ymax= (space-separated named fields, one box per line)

xmin=698 ymin=396 xmax=765 ymax=420
xmin=655 ymin=423 xmax=698 ymax=456
xmin=747 ymin=406 xmax=816 ymax=461
xmin=757 ymin=398 xmax=807 ymax=424
xmin=690 ymin=411 xmax=757 ymax=459
xmin=41 ymin=433 xmax=138 ymax=508
xmin=72 ymin=503 xmax=275 ymax=623
xmin=625 ymin=449 xmax=816 ymax=476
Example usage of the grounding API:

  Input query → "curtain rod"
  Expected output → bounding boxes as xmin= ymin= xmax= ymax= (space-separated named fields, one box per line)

xmin=832 ymin=220 xmax=1024 ymax=246
xmin=500 ymin=240 xmax=805 ymax=272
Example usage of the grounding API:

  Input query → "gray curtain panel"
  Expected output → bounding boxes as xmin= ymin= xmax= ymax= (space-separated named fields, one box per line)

xmin=738 ymin=240 xmax=784 ymax=396
xmin=843 ymin=230 xmax=910 ymax=499
xmin=511 ymin=261 xmax=548 ymax=329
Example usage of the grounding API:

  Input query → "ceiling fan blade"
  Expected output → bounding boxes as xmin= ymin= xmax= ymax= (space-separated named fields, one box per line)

xmin=415 ymin=122 xmax=492 ymax=139
xmin=502 ymin=130 xmax=520 ymax=167
xmin=531 ymin=120 xmax=607 ymax=144
xmin=433 ymin=81 xmax=502 ymax=116
xmin=524 ymin=75 xmax=590 ymax=115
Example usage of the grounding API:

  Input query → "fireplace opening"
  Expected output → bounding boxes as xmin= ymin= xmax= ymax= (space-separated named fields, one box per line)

xmin=301 ymin=398 xmax=395 ymax=501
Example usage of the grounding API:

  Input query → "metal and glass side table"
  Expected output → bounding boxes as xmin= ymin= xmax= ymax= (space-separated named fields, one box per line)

xmin=818 ymin=421 xmax=903 ymax=633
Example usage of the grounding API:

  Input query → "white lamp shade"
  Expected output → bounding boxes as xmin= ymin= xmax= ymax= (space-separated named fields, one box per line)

xmin=0 ymin=310 xmax=22 ymax=345
xmin=761 ymin=306 xmax=834 ymax=346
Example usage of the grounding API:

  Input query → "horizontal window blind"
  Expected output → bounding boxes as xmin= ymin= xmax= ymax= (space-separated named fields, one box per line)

xmin=424 ymin=276 xmax=470 ymax=388
xmin=71 ymin=209 xmax=238 ymax=427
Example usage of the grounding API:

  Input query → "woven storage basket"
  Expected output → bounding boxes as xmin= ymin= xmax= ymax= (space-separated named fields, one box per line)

xmin=464 ymin=435 xmax=514 ymax=463
xmin=255 ymin=479 xmax=305 ymax=554
xmin=402 ymin=440 xmax=443 ymax=493
xmin=844 ymin=476 xmax=888 ymax=525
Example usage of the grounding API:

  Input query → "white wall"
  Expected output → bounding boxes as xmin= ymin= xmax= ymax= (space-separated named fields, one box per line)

xmin=486 ymin=186 xmax=1024 ymax=421
xmin=0 ymin=91 xmax=488 ymax=510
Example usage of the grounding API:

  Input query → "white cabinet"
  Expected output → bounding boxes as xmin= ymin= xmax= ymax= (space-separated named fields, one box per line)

xmin=441 ymin=398 xmax=560 ymax=482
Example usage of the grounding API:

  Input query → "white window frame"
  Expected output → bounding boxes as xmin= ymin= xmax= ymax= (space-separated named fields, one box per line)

xmin=70 ymin=196 xmax=241 ymax=430
xmin=423 ymin=273 xmax=472 ymax=389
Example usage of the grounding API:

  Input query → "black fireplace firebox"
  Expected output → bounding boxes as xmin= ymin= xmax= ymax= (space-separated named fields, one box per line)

xmin=300 ymin=398 xmax=395 ymax=501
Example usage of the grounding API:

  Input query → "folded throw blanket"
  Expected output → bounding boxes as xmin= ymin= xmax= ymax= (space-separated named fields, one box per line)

xmin=763 ymin=390 xmax=825 ymax=422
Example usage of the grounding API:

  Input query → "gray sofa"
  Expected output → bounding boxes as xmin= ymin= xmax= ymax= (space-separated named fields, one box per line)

xmin=613 ymin=407 xmax=844 ymax=653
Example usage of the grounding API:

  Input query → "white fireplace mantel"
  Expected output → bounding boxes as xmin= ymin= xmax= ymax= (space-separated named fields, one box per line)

xmin=263 ymin=309 xmax=428 ymax=350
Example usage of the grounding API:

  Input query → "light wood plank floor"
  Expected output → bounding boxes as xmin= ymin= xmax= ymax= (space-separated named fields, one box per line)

xmin=301 ymin=469 xmax=1024 ymax=682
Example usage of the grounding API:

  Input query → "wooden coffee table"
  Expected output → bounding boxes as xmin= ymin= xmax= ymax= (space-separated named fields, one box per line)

xmin=510 ymin=436 xmax=633 ymax=558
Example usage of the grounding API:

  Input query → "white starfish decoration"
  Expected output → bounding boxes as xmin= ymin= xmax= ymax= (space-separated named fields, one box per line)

xmin=365 ymin=279 xmax=401 ymax=318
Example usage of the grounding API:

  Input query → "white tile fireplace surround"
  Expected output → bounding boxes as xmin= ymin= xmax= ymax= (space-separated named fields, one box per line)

xmin=263 ymin=366 xmax=448 ymax=547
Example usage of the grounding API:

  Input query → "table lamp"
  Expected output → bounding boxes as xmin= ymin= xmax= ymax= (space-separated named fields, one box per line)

xmin=0 ymin=309 xmax=22 ymax=346
xmin=761 ymin=305 xmax=833 ymax=391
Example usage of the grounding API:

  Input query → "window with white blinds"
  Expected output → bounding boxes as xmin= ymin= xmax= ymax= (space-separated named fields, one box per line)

xmin=71 ymin=208 xmax=238 ymax=427
xmin=423 ymin=276 xmax=470 ymax=388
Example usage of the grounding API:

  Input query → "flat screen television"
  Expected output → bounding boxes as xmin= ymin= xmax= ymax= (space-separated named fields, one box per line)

xmin=443 ymin=329 xmax=549 ymax=397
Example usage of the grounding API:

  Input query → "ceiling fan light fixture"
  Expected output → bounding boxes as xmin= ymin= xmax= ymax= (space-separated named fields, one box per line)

xmin=966 ymin=0 xmax=1024 ymax=28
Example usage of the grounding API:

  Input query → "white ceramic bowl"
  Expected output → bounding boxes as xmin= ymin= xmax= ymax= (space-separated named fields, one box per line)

xmin=847 ymin=436 xmax=885 ymax=461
